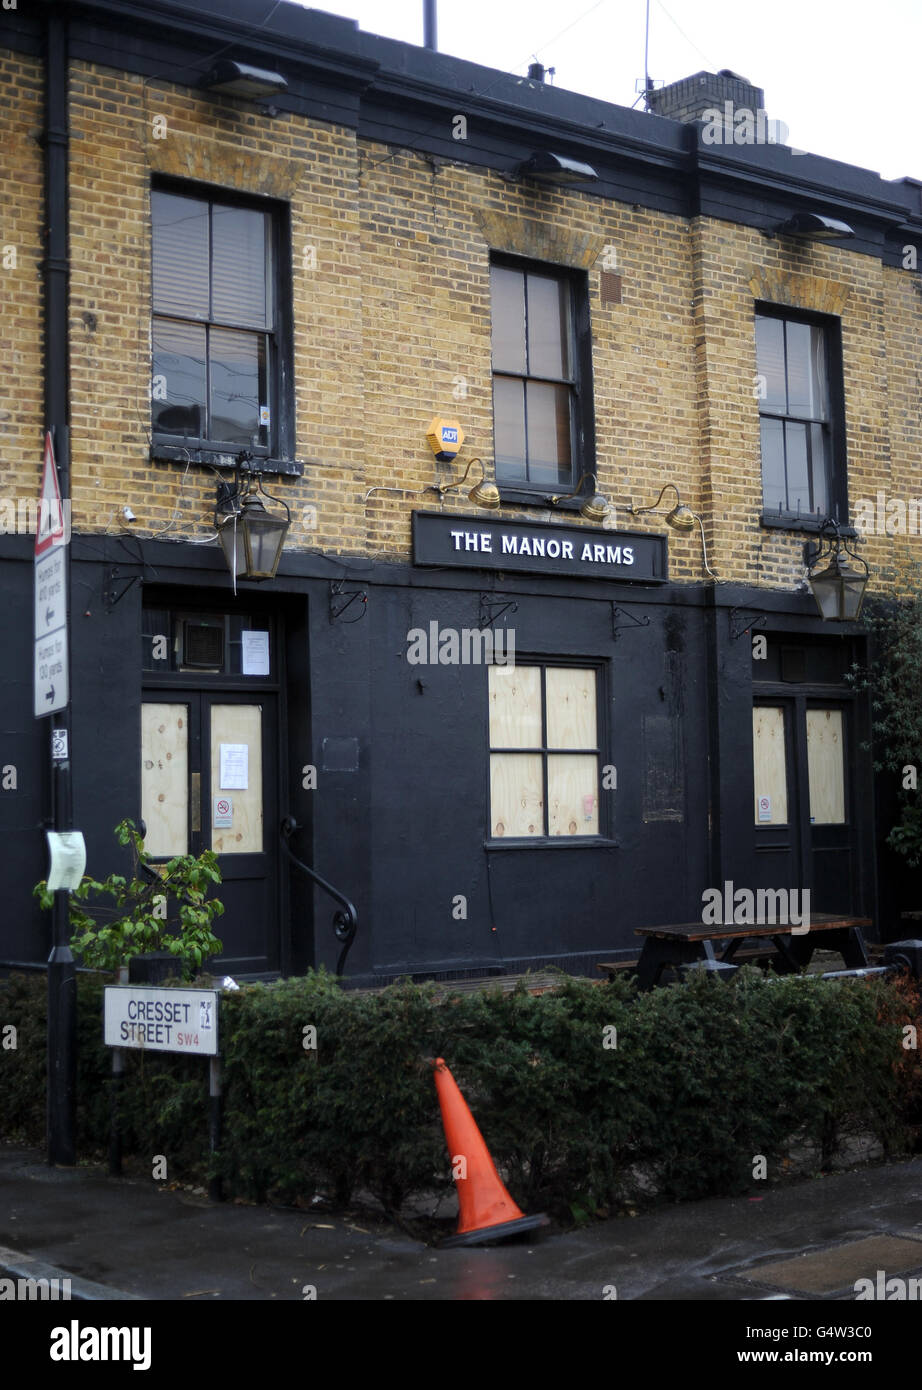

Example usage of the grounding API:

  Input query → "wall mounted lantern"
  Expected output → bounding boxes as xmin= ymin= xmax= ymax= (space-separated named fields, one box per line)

xmin=365 ymin=454 xmax=499 ymax=510
xmin=771 ymin=211 xmax=854 ymax=241
xmin=435 ymin=456 xmax=501 ymax=510
xmin=629 ymin=481 xmax=695 ymax=531
xmin=202 ymin=60 xmax=288 ymax=99
xmin=215 ymin=452 xmax=290 ymax=589
xmin=804 ymin=519 xmax=869 ymax=620
xmin=628 ymin=482 xmax=723 ymax=580
xmin=511 ymin=151 xmax=599 ymax=185
xmin=545 ymin=471 xmax=610 ymax=522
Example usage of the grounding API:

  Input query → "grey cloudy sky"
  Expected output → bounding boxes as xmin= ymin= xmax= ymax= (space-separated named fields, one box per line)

xmin=302 ymin=0 xmax=920 ymax=183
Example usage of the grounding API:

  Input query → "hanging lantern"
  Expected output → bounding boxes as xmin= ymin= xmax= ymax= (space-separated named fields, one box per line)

xmin=216 ymin=459 xmax=291 ymax=586
xmin=805 ymin=521 xmax=869 ymax=621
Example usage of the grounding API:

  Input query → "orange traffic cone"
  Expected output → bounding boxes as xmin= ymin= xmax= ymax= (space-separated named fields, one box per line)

xmin=432 ymin=1057 xmax=548 ymax=1247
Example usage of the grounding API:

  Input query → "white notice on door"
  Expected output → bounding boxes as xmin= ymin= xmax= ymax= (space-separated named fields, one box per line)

xmin=241 ymin=630 xmax=270 ymax=676
xmin=219 ymin=743 xmax=248 ymax=789
xmin=757 ymin=795 xmax=772 ymax=822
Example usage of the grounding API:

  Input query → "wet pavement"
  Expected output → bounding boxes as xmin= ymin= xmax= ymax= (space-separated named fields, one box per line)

xmin=3 ymin=1142 xmax=922 ymax=1301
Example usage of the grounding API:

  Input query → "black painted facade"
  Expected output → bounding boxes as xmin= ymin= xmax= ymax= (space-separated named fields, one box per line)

xmin=0 ymin=528 xmax=880 ymax=986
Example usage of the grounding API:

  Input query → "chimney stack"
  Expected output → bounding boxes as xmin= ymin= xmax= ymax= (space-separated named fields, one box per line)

xmin=647 ymin=69 xmax=765 ymax=127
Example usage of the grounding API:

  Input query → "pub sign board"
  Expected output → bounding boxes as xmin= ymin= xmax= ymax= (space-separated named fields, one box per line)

xmin=412 ymin=512 xmax=666 ymax=582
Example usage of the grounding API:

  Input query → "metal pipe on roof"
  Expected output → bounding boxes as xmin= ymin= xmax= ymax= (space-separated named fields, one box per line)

xmin=424 ymin=0 xmax=437 ymax=51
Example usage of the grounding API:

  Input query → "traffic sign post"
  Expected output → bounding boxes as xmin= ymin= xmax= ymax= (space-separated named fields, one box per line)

xmin=34 ymin=433 xmax=69 ymax=718
xmin=36 ymin=431 xmax=76 ymax=1167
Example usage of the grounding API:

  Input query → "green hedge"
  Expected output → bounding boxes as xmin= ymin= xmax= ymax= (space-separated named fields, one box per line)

xmin=1 ymin=967 xmax=919 ymax=1216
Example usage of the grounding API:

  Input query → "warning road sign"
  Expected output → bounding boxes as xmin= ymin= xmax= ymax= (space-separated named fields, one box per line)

xmin=34 ymin=433 xmax=69 ymax=717
xmin=35 ymin=432 xmax=67 ymax=557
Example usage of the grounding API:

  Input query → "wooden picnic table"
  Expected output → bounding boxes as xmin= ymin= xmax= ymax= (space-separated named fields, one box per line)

xmin=597 ymin=914 xmax=872 ymax=991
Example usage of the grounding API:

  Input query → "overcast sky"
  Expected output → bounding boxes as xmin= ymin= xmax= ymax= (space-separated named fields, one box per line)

xmin=302 ymin=0 xmax=921 ymax=183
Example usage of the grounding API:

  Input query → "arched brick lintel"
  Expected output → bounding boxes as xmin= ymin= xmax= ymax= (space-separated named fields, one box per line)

xmin=476 ymin=209 xmax=606 ymax=269
xmin=748 ymin=268 xmax=850 ymax=317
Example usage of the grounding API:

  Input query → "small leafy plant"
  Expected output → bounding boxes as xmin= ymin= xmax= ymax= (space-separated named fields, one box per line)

xmin=34 ymin=818 xmax=224 ymax=979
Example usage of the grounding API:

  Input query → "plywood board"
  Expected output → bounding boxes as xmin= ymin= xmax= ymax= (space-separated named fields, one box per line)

xmin=489 ymin=665 xmax=541 ymax=748
xmin=546 ymin=667 xmax=596 ymax=749
xmin=548 ymin=754 xmax=599 ymax=835
xmin=210 ymin=704 xmax=263 ymax=853
xmin=807 ymin=708 xmax=845 ymax=824
xmin=752 ymin=706 xmax=788 ymax=825
xmin=490 ymin=752 xmax=543 ymax=837
xmin=141 ymin=703 xmax=188 ymax=857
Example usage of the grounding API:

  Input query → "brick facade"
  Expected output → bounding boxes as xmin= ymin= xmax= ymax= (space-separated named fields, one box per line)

xmin=3 ymin=50 xmax=920 ymax=596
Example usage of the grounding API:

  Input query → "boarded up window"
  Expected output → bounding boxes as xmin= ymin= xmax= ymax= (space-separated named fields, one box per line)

xmin=546 ymin=667 xmax=596 ymax=748
xmin=490 ymin=753 xmax=544 ymax=838
xmin=488 ymin=665 xmax=600 ymax=838
xmin=548 ymin=753 xmax=599 ymax=835
xmin=210 ymin=704 xmax=263 ymax=853
xmin=807 ymin=708 xmax=846 ymax=824
xmin=489 ymin=666 xmax=542 ymax=747
xmin=141 ymin=703 xmax=188 ymax=857
xmin=752 ymin=706 xmax=788 ymax=825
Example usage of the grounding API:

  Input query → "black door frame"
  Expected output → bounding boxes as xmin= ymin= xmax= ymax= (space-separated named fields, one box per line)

xmin=140 ymin=590 xmax=289 ymax=975
xmin=753 ymin=685 xmax=858 ymax=912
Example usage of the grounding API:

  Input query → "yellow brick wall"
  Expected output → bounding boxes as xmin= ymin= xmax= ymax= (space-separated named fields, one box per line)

xmin=0 ymin=51 xmax=44 ymax=507
xmin=4 ymin=48 xmax=922 ymax=603
xmin=65 ymin=64 xmax=368 ymax=552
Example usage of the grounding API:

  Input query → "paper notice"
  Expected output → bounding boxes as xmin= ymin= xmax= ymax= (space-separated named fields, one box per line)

xmin=241 ymin=630 xmax=270 ymax=676
xmin=220 ymin=743 xmax=248 ymax=790
xmin=46 ymin=830 xmax=87 ymax=892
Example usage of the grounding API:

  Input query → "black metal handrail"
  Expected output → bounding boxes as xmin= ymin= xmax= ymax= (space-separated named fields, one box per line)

xmin=280 ymin=816 xmax=358 ymax=978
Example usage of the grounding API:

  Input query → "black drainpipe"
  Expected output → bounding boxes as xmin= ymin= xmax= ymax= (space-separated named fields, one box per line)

xmin=42 ymin=3 xmax=76 ymax=1167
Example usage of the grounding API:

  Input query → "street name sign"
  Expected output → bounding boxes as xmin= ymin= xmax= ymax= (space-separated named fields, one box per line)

xmin=104 ymin=986 xmax=220 ymax=1055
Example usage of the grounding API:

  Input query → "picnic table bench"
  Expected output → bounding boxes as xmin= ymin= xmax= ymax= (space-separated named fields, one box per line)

xmin=597 ymin=914 xmax=872 ymax=991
